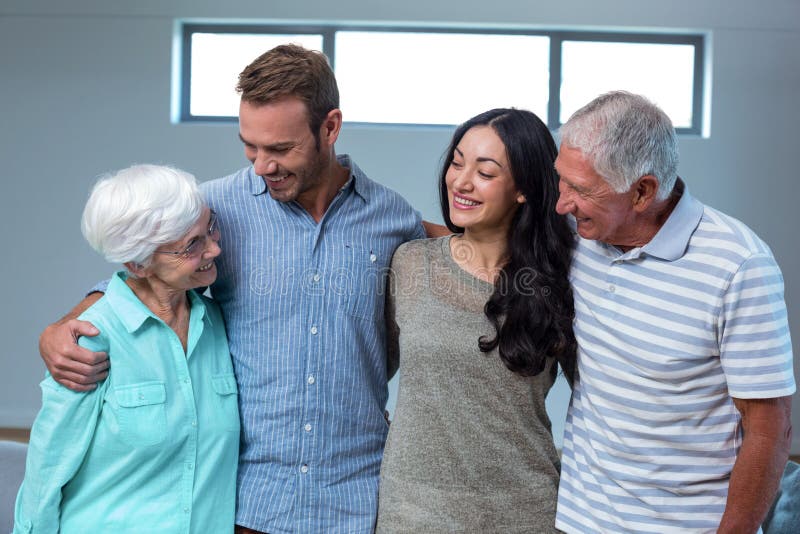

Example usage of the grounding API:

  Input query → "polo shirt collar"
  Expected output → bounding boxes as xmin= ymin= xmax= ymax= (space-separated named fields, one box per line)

xmin=640 ymin=178 xmax=704 ymax=261
xmin=247 ymin=153 xmax=370 ymax=203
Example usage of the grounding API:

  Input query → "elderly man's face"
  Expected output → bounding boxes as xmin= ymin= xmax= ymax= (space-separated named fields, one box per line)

xmin=555 ymin=144 xmax=638 ymax=245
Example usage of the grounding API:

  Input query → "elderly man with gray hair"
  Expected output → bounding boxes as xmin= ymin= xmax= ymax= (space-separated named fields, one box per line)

xmin=553 ymin=91 xmax=795 ymax=533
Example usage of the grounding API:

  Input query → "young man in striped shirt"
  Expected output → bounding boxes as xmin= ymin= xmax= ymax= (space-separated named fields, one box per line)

xmin=554 ymin=91 xmax=794 ymax=533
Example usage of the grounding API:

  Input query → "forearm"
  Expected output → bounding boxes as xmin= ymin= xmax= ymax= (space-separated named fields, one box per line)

xmin=718 ymin=397 xmax=792 ymax=533
xmin=53 ymin=292 xmax=103 ymax=326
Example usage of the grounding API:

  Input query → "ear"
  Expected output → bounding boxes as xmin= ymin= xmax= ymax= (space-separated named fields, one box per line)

xmin=516 ymin=193 xmax=527 ymax=204
xmin=124 ymin=261 xmax=148 ymax=278
xmin=319 ymin=108 xmax=343 ymax=148
xmin=631 ymin=175 xmax=660 ymax=213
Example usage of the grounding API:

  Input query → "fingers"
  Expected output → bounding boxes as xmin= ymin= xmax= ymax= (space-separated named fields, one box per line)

xmin=68 ymin=319 xmax=100 ymax=338
xmin=40 ymin=319 xmax=108 ymax=390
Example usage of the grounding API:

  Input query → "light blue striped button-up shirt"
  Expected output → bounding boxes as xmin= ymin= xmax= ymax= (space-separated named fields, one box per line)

xmin=202 ymin=155 xmax=424 ymax=533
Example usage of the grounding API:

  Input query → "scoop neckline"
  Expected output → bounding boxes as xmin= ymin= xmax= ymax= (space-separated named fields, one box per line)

xmin=439 ymin=234 xmax=497 ymax=290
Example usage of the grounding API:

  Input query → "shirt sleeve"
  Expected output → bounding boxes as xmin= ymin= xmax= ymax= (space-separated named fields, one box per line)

xmin=13 ymin=335 xmax=108 ymax=533
xmin=411 ymin=212 xmax=426 ymax=241
xmin=719 ymin=253 xmax=795 ymax=399
xmin=87 ymin=278 xmax=110 ymax=296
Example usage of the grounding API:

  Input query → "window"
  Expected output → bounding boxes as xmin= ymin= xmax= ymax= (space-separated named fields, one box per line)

xmin=177 ymin=24 xmax=705 ymax=134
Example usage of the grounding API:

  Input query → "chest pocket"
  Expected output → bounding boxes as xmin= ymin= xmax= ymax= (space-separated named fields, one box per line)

xmin=329 ymin=244 xmax=389 ymax=321
xmin=114 ymin=382 xmax=167 ymax=447
xmin=211 ymin=373 xmax=240 ymax=432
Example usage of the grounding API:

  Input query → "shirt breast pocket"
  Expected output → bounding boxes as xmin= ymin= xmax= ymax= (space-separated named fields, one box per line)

xmin=211 ymin=373 xmax=240 ymax=432
xmin=114 ymin=381 xmax=167 ymax=447
xmin=332 ymin=244 xmax=389 ymax=321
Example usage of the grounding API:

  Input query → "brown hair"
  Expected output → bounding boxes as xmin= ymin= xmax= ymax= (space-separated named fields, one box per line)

xmin=236 ymin=44 xmax=339 ymax=148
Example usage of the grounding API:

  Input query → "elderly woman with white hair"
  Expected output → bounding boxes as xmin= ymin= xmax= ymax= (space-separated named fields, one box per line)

xmin=13 ymin=165 xmax=239 ymax=534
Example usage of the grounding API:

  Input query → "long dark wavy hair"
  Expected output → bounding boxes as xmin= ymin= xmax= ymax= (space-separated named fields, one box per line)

xmin=439 ymin=108 xmax=577 ymax=384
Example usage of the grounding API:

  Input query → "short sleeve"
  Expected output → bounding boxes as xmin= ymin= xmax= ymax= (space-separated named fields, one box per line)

xmin=719 ymin=253 xmax=795 ymax=398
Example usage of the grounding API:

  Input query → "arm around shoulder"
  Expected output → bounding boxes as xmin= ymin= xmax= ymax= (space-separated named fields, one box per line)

xmin=39 ymin=291 xmax=108 ymax=392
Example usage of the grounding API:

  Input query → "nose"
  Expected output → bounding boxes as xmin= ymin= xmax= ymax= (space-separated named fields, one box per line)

xmin=555 ymin=181 xmax=573 ymax=215
xmin=451 ymin=166 xmax=474 ymax=192
xmin=253 ymin=154 xmax=278 ymax=177
xmin=204 ymin=233 xmax=222 ymax=260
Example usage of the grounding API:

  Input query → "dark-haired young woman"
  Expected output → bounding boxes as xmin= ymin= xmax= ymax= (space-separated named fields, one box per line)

xmin=376 ymin=109 xmax=576 ymax=532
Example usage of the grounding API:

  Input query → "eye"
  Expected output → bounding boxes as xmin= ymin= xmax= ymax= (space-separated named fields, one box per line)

xmin=450 ymin=160 xmax=463 ymax=169
xmin=182 ymin=238 xmax=201 ymax=257
xmin=478 ymin=171 xmax=495 ymax=179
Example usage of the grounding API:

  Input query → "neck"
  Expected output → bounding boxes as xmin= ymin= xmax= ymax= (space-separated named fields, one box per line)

xmin=452 ymin=227 xmax=510 ymax=283
xmin=125 ymin=276 xmax=189 ymax=329
xmin=616 ymin=191 xmax=681 ymax=252
xmin=298 ymin=152 xmax=350 ymax=222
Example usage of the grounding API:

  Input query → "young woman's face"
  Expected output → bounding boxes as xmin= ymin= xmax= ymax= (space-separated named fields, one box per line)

xmin=445 ymin=126 xmax=524 ymax=234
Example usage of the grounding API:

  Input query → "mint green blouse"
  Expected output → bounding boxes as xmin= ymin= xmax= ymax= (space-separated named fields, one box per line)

xmin=14 ymin=272 xmax=240 ymax=533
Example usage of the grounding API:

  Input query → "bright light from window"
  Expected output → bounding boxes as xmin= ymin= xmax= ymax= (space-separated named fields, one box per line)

xmin=189 ymin=33 xmax=324 ymax=117
xmin=560 ymin=41 xmax=695 ymax=128
xmin=335 ymin=31 xmax=550 ymax=125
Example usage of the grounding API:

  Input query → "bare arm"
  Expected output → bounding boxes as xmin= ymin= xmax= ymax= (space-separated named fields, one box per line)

xmin=38 ymin=292 xmax=108 ymax=392
xmin=422 ymin=220 xmax=450 ymax=239
xmin=717 ymin=396 xmax=792 ymax=533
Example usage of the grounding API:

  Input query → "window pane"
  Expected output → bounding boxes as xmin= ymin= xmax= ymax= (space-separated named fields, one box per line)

xmin=335 ymin=31 xmax=550 ymax=125
xmin=560 ymin=41 xmax=695 ymax=128
xmin=189 ymin=33 xmax=324 ymax=117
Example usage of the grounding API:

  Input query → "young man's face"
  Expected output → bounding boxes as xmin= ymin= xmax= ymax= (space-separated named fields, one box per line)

xmin=238 ymin=97 xmax=327 ymax=205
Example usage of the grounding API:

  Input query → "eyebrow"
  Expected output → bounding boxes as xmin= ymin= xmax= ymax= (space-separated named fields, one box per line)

xmin=453 ymin=147 xmax=503 ymax=168
xmin=238 ymin=134 xmax=294 ymax=151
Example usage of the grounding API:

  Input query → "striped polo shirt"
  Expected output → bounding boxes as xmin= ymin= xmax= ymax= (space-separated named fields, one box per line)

xmin=202 ymin=155 xmax=424 ymax=533
xmin=555 ymin=181 xmax=795 ymax=534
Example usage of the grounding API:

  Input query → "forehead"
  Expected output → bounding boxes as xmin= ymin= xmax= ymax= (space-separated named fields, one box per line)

xmin=555 ymin=144 xmax=605 ymax=187
xmin=457 ymin=126 xmax=506 ymax=161
xmin=238 ymin=97 xmax=311 ymax=140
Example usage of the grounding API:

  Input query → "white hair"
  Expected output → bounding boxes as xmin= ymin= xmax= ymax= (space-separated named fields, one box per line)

xmin=81 ymin=164 xmax=203 ymax=265
xmin=558 ymin=91 xmax=679 ymax=201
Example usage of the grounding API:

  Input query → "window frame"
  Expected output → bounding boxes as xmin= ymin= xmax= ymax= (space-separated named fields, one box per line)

xmin=178 ymin=23 xmax=705 ymax=134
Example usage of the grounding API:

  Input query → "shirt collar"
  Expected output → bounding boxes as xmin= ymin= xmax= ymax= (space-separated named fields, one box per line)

xmin=104 ymin=271 xmax=210 ymax=334
xmin=640 ymin=178 xmax=704 ymax=261
xmin=248 ymin=153 xmax=370 ymax=203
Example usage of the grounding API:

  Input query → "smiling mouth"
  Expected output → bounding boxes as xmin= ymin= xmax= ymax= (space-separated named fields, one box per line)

xmin=266 ymin=174 xmax=290 ymax=183
xmin=197 ymin=261 xmax=215 ymax=272
xmin=453 ymin=196 xmax=481 ymax=208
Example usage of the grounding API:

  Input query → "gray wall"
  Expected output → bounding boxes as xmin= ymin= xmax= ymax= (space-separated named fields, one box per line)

xmin=1 ymin=0 xmax=799 ymax=453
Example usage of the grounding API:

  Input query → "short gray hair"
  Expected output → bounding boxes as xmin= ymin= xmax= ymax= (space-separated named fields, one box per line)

xmin=81 ymin=164 xmax=203 ymax=265
xmin=558 ymin=91 xmax=679 ymax=200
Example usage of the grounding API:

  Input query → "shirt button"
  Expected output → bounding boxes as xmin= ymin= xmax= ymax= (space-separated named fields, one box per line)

xmin=307 ymin=375 xmax=315 ymax=385
xmin=370 ymin=253 xmax=377 ymax=263
xmin=187 ymin=463 xmax=193 ymax=470
xmin=310 ymin=326 xmax=318 ymax=335
xmin=304 ymin=423 xmax=312 ymax=432
xmin=183 ymin=507 xmax=190 ymax=513
xmin=300 ymin=464 xmax=309 ymax=474
xmin=191 ymin=421 xmax=197 ymax=427
xmin=138 ymin=393 xmax=144 ymax=400
xmin=609 ymin=284 xmax=616 ymax=293
xmin=184 ymin=378 xmax=190 ymax=384
xmin=313 ymin=273 xmax=321 ymax=282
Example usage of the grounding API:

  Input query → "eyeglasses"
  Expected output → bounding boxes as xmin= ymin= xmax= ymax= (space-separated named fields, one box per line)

xmin=153 ymin=210 xmax=220 ymax=259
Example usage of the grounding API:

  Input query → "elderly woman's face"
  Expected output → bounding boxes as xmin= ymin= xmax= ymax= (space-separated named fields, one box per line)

xmin=146 ymin=207 xmax=221 ymax=291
